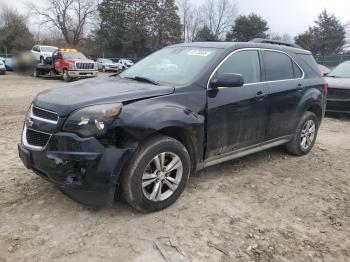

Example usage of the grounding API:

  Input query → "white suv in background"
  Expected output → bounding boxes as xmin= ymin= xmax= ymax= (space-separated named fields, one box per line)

xmin=0 ymin=59 xmax=6 ymax=74
xmin=119 ymin=59 xmax=134 ymax=69
xmin=31 ymin=45 xmax=58 ymax=64
xmin=96 ymin=58 xmax=123 ymax=72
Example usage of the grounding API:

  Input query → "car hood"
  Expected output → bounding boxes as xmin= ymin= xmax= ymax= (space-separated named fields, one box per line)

xmin=33 ymin=77 xmax=175 ymax=116
xmin=326 ymin=77 xmax=350 ymax=90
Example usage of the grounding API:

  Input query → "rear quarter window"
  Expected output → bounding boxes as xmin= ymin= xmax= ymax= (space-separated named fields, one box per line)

xmin=298 ymin=54 xmax=322 ymax=76
xmin=293 ymin=62 xmax=303 ymax=78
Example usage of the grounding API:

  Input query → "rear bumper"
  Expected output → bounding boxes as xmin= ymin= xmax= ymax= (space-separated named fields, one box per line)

xmin=326 ymin=98 xmax=350 ymax=114
xmin=68 ymin=70 xmax=98 ymax=78
xmin=18 ymin=132 xmax=133 ymax=207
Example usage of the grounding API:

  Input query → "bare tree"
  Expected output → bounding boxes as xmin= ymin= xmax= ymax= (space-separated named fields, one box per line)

xmin=29 ymin=0 xmax=97 ymax=46
xmin=0 ymin=5 xmax=34 ymax=52
xmin=178 ymin=0 xmax=201 ymax=42
xmin=269 ymin=32 xmax=293 ymax=43
xmin=202 ymin=0 xmax=237 ymax=40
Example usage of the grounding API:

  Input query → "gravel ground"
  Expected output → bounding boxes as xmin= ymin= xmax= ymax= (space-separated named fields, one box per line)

xmin=0 ymin=72 xmax=349 ymax=262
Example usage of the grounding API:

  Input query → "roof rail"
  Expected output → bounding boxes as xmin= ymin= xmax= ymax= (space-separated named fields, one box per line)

xmin=249 ymin=38 xmax=302 ymax=49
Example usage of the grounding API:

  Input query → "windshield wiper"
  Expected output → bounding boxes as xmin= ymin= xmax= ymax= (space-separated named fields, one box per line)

xmin=125 ymin=76 xmax=160 ymax=85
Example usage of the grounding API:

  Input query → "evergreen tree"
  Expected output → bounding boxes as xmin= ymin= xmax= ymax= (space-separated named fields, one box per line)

xmin=97 ymin=0 xmax=182 ymax=58
xmin=194 ymin=25 xmax=216 ymax=41
xmin=153 ymin=0 xmax=182 ymax=49
xmin=294 ymin=27 xmax=318 ymax=54
xmin=226 ymin=14 xmax=269 ymax=42
xmin=295 ymin=10 xmax=346 ymax=55
xmin=98 ymin=0 xmax=128 ymax=56
xmin=314 ymin=10 xmax=346 ymax=55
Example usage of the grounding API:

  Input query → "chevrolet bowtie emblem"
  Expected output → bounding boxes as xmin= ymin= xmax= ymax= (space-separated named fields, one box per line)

xmin=26 ymin=118 xmax=34 ymax=127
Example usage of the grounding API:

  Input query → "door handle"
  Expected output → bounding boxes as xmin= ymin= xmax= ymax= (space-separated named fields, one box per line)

xmin=255 ymin=91 xmax=267 ymax=100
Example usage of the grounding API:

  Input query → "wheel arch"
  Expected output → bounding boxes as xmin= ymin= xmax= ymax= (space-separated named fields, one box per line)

xmin=306 ymin=104 xmax=323 ymax=122
xmin=298 ymin=88 xmax=325 ymax=124
xmin=157 ymin=126 xmax=199 ymax=174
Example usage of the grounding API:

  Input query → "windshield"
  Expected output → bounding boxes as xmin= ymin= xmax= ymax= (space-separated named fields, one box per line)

xmin=41 ymin=46 xmax=57 ymax=52
xmin=120 ymin=47 xmax=220 ymax=85
xmin=62 ymin=52 xmax=87 ymax=59
xmin=329 ymin=62 xmax=350 ymax=78
xmin=103 ymin=59 xmax=113 ymax=63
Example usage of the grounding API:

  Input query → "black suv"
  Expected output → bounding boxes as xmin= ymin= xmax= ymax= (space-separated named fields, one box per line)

xmin=18 ymin=41 xmax=326 ymax=212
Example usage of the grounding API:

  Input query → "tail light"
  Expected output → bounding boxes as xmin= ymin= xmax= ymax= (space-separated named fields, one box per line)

xmin=324 ymin=80 xmax=328 ymax=96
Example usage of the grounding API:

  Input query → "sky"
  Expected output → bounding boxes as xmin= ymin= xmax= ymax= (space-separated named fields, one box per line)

xmin=0 ymin=0 xmax=349 ymax=37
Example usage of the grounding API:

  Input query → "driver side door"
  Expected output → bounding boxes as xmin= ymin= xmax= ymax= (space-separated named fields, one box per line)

xmin=206 ymin=49 xmax=269 ymax=158
xmin=53 ymin=51 xmax=64 ymax=74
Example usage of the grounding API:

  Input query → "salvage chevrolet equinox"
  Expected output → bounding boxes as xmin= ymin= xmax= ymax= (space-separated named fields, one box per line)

xmin=18 ymin=41 xmax=326 ymax=212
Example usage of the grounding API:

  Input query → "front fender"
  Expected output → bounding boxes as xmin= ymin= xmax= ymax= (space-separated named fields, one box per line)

xmin=118 ymin=103 xmax=205 ymax=140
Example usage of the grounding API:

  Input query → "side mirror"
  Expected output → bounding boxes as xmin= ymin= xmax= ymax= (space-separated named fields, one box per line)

xmin=210 ymin=73 xmax=244 ymax=88
xmin=323 ymin=73 xmax=328 ymax=76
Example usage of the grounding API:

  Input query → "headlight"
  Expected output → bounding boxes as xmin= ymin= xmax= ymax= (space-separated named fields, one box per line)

xmin=63 ymin=104 xmax=122 ymax=137
xmin=68 ymin=63 xmax=76 ymax=70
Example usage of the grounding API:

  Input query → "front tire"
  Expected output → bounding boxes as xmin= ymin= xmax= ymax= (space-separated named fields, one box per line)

xmin=121 ymin=135 xmax=191 ymax=212
xmin=63 ymin=70 xmax=71 ymax=82
xmin=286 ymin=111 xmax=319 ymax=156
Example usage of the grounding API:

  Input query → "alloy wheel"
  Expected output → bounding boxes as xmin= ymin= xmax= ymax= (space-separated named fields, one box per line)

xmin=142 ymin=152 xmax=183 ymax=202
xmin=300 ymin=120 xmax=316 ymax=150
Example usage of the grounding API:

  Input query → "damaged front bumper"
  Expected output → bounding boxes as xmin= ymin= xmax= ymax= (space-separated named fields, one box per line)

xmin=18 ymin=132 xmax=132 ymax=207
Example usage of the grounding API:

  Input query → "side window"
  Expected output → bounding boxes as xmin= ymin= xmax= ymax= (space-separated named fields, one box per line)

xmin=216 ymin=50 xmax=261 ymax=84
xmin=293 ymin=62 xmax=303 ymax=78
xmin=263 ymin=51 xmax=294 ymax=81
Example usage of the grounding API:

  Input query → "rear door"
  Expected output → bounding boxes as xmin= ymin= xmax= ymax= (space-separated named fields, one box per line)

xmin=206 ymin=49 xmax=269 ymax=158
xmin=262 ymin=50 xmax=304 ymax=140
xmin=31 ymin=46 xmax=40 ymax=61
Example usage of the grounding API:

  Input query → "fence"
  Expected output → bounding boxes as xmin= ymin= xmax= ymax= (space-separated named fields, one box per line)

xmin=0 ymin=53 xmax=14 ymax=58
xmin=315 ymin=55 xmax=350 ymax=69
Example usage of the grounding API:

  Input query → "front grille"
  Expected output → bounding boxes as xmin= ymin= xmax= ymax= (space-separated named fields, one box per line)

xmin=32 ymin=106 xmax=58 ymax=122
xmin=328 ymin=88 xmax=350 ymax=100
xmin=76 ymin=62 xmax=94 ymax=70
xmin=26 ymin=129 xmax=51 ymax=147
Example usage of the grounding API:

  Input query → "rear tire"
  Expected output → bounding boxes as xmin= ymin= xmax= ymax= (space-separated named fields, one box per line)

xmin=286 ymin=111 xmax=319 ymax=156
xmin=121 ymin=135 xmax=191 ymax=212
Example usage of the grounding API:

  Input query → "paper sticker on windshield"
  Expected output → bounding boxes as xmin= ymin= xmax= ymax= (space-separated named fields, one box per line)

xmin=187 ymin=50 xmax=211 ymax=57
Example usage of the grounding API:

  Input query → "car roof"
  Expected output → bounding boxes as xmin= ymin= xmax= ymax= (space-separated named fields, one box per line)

xmin=170 ymin=41 xmax=311 ymax=55
xmin=38 ymin=45 xmax=58 ymax=48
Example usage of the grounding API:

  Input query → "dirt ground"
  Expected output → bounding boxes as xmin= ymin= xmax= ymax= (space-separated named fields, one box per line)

xmin=0 ymin=72 xmax=349 ymax=262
